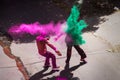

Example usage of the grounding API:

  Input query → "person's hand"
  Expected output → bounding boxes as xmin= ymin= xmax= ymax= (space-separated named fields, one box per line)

xmin=55 ymin=50 xmax=62 ymax=56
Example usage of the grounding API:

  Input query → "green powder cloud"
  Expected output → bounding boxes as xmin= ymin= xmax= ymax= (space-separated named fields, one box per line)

xmin=66 ymin=5 xmax=88 ymax=45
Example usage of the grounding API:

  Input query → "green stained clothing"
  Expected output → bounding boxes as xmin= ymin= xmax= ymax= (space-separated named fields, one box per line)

xmin=66 ymin=5 xmax=88 ymax=45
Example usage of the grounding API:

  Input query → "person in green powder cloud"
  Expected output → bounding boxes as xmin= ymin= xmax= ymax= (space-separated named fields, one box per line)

xmin=65 ymin=2 xmax=88 ymax=63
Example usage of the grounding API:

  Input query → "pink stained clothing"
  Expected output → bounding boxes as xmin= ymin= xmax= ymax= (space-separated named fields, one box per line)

xmin=36 ymin=36 xmax=47 ymax=55
xmin=36 ymin=36 xmax=56 ymax=55
xmin=36 ymin=36 xmax=59 ymax=68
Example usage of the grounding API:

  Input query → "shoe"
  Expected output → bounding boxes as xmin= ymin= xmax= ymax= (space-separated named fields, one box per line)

xmin=43 ymin=65 xmax=51 ymax=68
xmin=81 ymin=58 xmax=85 ymax=61
xmin=80 ymin=58 xmax=87 ymax=63
xmin=52 ymin=66 xmax=60 ymax=71
xmin=81 ymin=54 xmax=87 ymax=61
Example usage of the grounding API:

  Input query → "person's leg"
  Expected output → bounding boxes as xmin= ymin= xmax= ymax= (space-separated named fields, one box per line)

xmin=66 ymin=45 xmax=72 ymax=63
xmin=47 ymin=51 xmax=58 ymax=69
xmin=74 ymin=45 xmax=87 ymax=60
xmin=42 ymin=52 xmax=50 ymax=68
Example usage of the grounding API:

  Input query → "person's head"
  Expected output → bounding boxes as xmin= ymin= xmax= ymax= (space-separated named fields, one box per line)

xmin=45 ymin=35 xmax=50 ymax=40
xmin=40 ymin=32 xmax=50 ymax=40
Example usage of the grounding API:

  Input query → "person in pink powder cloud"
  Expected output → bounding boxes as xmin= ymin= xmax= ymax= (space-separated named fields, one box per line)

xmin=36 ymin=33 xmax=62 ymax=71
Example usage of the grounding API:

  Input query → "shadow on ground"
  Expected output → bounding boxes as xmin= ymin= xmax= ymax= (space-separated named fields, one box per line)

xmin=29 ymin=62 xmax=87 ymax=80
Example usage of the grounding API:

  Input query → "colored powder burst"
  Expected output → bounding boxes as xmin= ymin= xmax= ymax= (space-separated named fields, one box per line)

xmin=8 ymin=21 xmax=64 ymax=39
xmin=65 ymin=5 xmax=88 ymax=45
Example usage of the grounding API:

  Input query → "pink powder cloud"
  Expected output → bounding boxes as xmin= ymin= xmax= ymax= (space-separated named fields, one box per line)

xmin=8 ymin=21 xmax=66 ymax=39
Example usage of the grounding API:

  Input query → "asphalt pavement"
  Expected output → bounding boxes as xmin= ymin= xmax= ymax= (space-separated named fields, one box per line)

xmin=0 ymin=11 xmax=120 ymax=80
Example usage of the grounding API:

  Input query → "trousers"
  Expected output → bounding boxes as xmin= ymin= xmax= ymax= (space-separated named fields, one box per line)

xmin=66 ymin=45 xmax=86 ymax=63
xmin=42 ymin=51 xmax=57 ymax=68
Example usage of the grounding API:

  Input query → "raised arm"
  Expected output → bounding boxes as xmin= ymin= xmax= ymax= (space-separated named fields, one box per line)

xmin=46 ymin=41 xmax=62 ymax=56
xmin=54 ymin=32 xmax=64 ymax=41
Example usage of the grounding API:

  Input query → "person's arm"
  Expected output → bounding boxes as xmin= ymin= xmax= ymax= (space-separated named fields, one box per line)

xmin=46 ymin=41 xmax=62 ymax=56
xmin=54 ymin=33 xmax=64 ymax=41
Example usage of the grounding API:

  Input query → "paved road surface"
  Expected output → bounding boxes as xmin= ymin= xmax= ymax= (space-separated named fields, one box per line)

xmin=0 ymin=11 xmax=120 ymax=80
